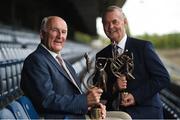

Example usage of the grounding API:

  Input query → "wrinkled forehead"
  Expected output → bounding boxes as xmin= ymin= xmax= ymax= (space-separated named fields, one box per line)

xmin=46 ymin=17 xmax=67 ymax=30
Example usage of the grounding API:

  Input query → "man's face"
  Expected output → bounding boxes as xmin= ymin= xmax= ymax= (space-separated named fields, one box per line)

xmin=103 ymin=9 xmax=126 ymax=43
xmin=41 ymin=17 xmax=67 ymax=54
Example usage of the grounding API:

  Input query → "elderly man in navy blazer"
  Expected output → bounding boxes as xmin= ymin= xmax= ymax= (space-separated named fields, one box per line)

xmin=93 ymin=6 xmax=170 ymax=119
xmin=20 ymin=16 xmax=106 ymax=119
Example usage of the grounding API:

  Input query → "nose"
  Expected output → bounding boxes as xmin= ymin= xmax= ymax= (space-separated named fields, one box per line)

xmin=109 ymin=23 xmax=114 ymax=29
xmin=56 ymin=31 xmax=61 ymax=39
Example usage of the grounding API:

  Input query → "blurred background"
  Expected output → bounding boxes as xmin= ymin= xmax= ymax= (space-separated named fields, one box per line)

xmin=0 ymin=0 xmax=180 ymax=119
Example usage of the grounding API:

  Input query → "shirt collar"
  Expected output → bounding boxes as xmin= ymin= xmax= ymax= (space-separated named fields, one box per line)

xmin=117 ymin=34 xmax=127 ymax=50
xmin=41 ymin=43 xmax=60 ymax=59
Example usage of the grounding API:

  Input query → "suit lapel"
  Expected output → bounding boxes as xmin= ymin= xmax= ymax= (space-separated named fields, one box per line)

xmin=125 ymin=36 xmax=133 ymax=51
xmin=64 ymin=60 xmax=82 ymax=88
xmin=106 ymin=44 xmax=114 ymax=58
xmin=37 ymin=45 xmax=79 ymax=87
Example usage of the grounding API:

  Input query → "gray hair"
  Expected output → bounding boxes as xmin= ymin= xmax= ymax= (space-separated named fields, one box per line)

xmin=102 ymin=5 xmax=126 ymax=23
xmin=40 ymin=17 xmax=48 ymax=32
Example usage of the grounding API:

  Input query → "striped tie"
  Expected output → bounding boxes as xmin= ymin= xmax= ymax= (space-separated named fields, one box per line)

xmin=116 ymin=46 xmax=123 ymax=55
xmin=56 ymin=55 xmax=82 ymax=94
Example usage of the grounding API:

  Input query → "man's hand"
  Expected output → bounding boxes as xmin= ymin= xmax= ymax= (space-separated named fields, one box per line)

xmin=98 ymin=103 xmax=106 ymax=119
xmin=121 ymin=93 xmax=135 ymax=107
xmin=87 ymin=87 xmax=103 ymax=107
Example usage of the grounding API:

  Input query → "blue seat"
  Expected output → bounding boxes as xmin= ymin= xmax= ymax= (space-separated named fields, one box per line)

xmin=0 ymin=108 xmax=15 ymax=119
xmin=17 ymin=96 xmax=39 ymax=119
xmin=7 ymin=100 xmax=28 ymax=119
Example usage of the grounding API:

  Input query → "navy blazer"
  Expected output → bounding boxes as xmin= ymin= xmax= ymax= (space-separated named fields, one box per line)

xmin=94 ymin=37 xmax=170 ymax=119
xmin=20 ymin=45 xmax=88 ymax=119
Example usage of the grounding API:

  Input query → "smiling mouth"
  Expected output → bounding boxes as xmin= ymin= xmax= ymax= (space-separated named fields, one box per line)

xmin=54 ymin=40 xmax=62 ymax=43
xmin=108 ymin=30 xmax=117 ymax=34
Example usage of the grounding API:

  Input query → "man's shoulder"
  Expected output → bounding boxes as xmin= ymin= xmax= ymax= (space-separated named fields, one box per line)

xmin=128 ymin=37 xmax=150 ymax=44
xmin=24 ymin=46 xmax=44 ymax=63
xmin=128 ymin=37 xmax=152 ymax=48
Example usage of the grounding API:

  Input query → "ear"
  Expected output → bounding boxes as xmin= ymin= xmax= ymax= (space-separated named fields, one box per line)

xmin=40 ymin=30 xmax=45 ymax=40
xmin=124 ymin=18 xmax=128 ymax=25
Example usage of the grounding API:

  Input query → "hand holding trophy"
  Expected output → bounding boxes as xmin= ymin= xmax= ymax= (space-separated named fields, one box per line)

xmin=110 ymin=43 xmax=135 ymax=109
xmin=84 ymin=53 xmax=107 ymax=119
xmin=83 ymin=45 xmax=135 ymax=118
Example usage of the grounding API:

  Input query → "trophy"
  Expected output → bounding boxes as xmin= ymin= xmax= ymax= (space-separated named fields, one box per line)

xmin=84 ymin=53 xmax=107 ymax=119
xmin=83 ymin=42 xmax=135 ymax=116
xmin=111 ymin=43 xmax=135 ymax=81
xmin=110 ymin=42 xmax=135 ymax=110
xmin=84 ymin=53 xmax=107 ymax=92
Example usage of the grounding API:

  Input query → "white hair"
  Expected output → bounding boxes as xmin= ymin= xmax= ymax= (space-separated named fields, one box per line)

xmin=40 ymin=17 xmax=48 ymax=32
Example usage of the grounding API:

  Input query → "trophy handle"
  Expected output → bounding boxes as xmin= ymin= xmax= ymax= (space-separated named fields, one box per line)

xmin=84 ymin=52 xmax=90 ymax=73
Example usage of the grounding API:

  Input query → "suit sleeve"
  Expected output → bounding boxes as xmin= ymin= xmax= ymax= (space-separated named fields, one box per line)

xmin=131 ymin=42 xmax=170 ymax=104
xmin=21 ymin=55 xmax=88 ymax=114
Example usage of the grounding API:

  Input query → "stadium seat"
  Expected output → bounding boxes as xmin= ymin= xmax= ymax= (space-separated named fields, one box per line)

xmin=17 ymin=96 xmax=39 ymax=119
xmin=0 ymin=108 xmax=15 ymax=119
xmin=7 ymin=100 xmax=28 ymax=119
xmin=0 ymin=65 xmax=8 ymax=96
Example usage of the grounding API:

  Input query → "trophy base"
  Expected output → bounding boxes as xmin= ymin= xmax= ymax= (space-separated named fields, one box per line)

xmin=89 ymin=107 xmax=101 ymax=119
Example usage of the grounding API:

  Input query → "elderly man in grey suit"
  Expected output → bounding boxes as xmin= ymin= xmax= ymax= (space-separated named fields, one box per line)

xmin=20 ymin=16 xmax=106 ymax=119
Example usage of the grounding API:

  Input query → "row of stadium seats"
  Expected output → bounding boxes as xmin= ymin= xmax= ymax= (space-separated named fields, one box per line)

xmin=0 ymin=60 xmax=39 ymax=119
xmin=0 ymin=47 xmax=34 ymax=61
xmin=0 ymin=27 xmax=40 ymax=119
xmin=0 ymin=96 xmax=39 ymax=119
xmin=0 ymin=26 xmax=40 ymax=46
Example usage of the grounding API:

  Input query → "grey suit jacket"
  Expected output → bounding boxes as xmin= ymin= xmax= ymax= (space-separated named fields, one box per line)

xmin=21 ymin=44 xmax=88 ymax=119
